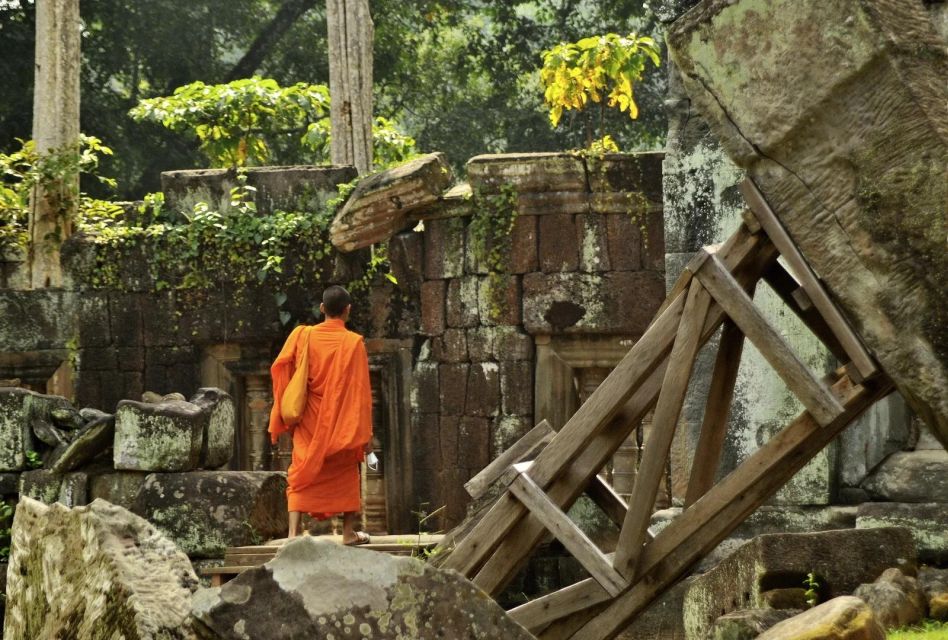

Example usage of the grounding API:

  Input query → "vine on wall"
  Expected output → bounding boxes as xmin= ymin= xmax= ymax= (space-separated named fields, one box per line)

xmin=469 ymin=183 xmax=519 ymax=320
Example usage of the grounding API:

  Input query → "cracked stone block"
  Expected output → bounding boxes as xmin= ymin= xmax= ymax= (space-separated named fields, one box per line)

xmin=114 ymin=399 xmax=204 ymax=472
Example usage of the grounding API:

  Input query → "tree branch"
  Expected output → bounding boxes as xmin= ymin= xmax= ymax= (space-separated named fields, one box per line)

xmin=224 ymin=0 xmax=320 ymax=82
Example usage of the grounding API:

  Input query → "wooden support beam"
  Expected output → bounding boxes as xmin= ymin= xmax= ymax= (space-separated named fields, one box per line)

xmin=613 ymin=281 xmax=712 ymax=578
xmin=585 ymin=474 xmax=629 ymax=529
xmin=510 ymin=471 xmax=627 ymax=597
xmin=550 ymin=375 xmax=893 ymax=640
xmin=465 ymin=420 xmax=555 ymax=500
xmin=740 ymin=179 xmax=877 ymax=382
xmin=684 ymin=318 xmax=745 ymax=507
xmin=695 ymin=253 xmax=844 ymax=426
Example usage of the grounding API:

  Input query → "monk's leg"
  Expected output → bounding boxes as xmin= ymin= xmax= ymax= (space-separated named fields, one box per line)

xmin=288 ymin=511 xmax=302 ymax=538
xmin=342 ymin=511 xmax=361 ymax=544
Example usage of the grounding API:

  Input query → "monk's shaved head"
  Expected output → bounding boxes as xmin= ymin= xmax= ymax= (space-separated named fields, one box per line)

xmin=322 ymin=285 xmax=352 ymax=317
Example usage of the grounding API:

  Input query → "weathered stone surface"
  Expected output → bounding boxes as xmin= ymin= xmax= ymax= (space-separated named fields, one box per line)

xmin=31 ymin=416 xmax=70 ymax=447
xmin=190 ymin=387 xmax=235 ymax=469
xmin=331 ymin=153 xmax=453 ymax=252
xmin=58 ymin=470 xmax=91 ymax=507
xmin=0 ymin=388 xmax=35 ymax=471
xmin=0 ymin=472 xmax=19 ymax=495
xmin=918 ymin=566 xmax=948 ymax=621
xmin=667 ymin=0 xmax=948 ymax=445
xmin=131 ymin=471 xmax=288 ymax=558
xmin=761 ymin=588 xmax=808 ymax=610
xmin=19 ymin=469 xmax=63 ymax=504
xmin=49 ymin=414 xmax=115 ymax=473
xmin=707 ymin=608 xmax=801 ymax=640
xmin=420 ymin=279 xmax=446 ymax=336
xmin=617 ymin=575 xmax=691 ymax=640
xmin=446 ymin=276 xmax=480 ymax=327
xmin=423 ymin=216 xmax=466 ymax=280
xmin=683 ymin=528 xmax=916 ymax=640
xmin=861 ymin=450 xmax=948 ymax=503
xmin=191 ymin=536 xmax=534 ymax=639
xmin=468 ymin=152 xmax=587 ymax=195
xmin=756 ymin=596 xmax=885 ymax=640
xmin=114 ymin=399 xmax=204 ymax=471
xmin=523 ymin=271 xmax=664 ymax=335
xmin=856 ymin=502 xmax=948 ymax=565
xmin=4 ymin=497 xmax=198 ymax=639
xmin=89 ymin=471 xmax=147 ymax=509
xmin=853 ymin=568 xmax=925 ymax=630
xmin=539 ymin=213 xmax=579 ymax=272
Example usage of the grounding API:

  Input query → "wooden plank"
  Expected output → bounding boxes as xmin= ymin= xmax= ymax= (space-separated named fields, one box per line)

xmin=740 ymin=179 xmax=877 ymax=381
xmin=509 ymin=577 xmax=612 ymax=634
xmin=460 ymin=233 xmax=772 ymax=594
xmin=441 ymin=227 xmax=770 ymax=593
xmin=509 ymin=472 xmax=627 ymax=597
xmin=529 ymin=374 xmax=892 ymax=640
xmin=695 ymin=253 xmax=844 ymax=426
xmin=585 ymin=474 xmax=629 ymax=529
xmin=763 ymin=261 xmax=849 ymax=364
xmin=684 ymin=319 xmax=745 ymax=507
xmin=613 ymin=281 xmax=713 ymax=579
xmin=465 ymin=420 xmax=555 ymax=499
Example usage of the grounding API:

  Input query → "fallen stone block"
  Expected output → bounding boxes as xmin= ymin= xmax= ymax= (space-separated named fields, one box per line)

xmin=49 ymin=414 xmax=115 ymax=474
xmin=3 ymin=497 xmax=199 ymax=639
xmin=131 ymin=471 xmax=287 ymax=558
xmin=191 ymin=536 xmax=534 ymax=639
xmin=708 ymin=608 xmax=801 ymax=640
xmin=19 ymin=469 xmax=63 ymax=505
xmin=860 ymin=450 xmax=948 ymax=503
xmin=918 ymin=566 xmax=948 ymax=621
xmin=0 ymin=387 xmax=34 ymax=471
xmin=190 ymin=387 xmax=235 ymax=469
xmin=330 ymin=153 xmax=452 ymax=252
xmin=114 ymin=399 xmax=203 ymax=471
xmin=756 ymin=596 xmax=884 ymax=640
xmin=682 ymin=528 xmax=916 ymax=640
xmin=853 ymin=568 xmax=926 ymax=630
xmin=666 ymin=0 xmax=948 ymax=445
xmin=856 ymin=502 xmax=948 ymax=565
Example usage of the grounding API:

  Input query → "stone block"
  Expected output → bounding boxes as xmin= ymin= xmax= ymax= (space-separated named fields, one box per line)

xmin=131 ymin=471 xmax=287 ymax=558
xmin=523 ymin=271 xmax=664 ymax=334
xmin=465 ymin=362 xmax=500 ymax=418
xmin=492 ymin=326 xmax=535 ymax=361
xmin=576 ymin=213 xmax=612 ymax=272
xmin=439 ymin=416 xmax=459 ymax=467
xmin=667 ymin=0 xmax=948 ymax=444
xmin=860 ymin=450 xmax=948 ymax=503
xmin=0 ymin=473 xmax=19 ymax=496
xmin=439 ymin=364 xmax=469 ymax=416
xmin=0 ymin=387 xmax=32 ymax=471
xmin=420 ymin=280 xmax=446 ymax=336
xmin=586 ymin=152 xmax=664 ymax=201
xmin=331 ymin=153 xmax=452 ymax=251
xmin=467 ymin=152 xmax=587 ymax=194
xmin=643 ymin=209 xmax=666 ymax=271
xmin=387 ymin=230 xmax=424 ymax=290
xmin=191 ymin=536 xmax=534 ymax=640
xmin=856 ymin=502 xmax=948 ymax=565
xmin=446 ymin=276 xmax=479 ymax=327
xmin=19 ymin=469 xmax=63 ymax=505
xmin=606 ymin=213 xmax=644 ymax=271
xmin=410 ymin=362 xmax=440 ymax=415
xmin=539 ymin=214 xmax=579 ymax=272
xmin=77 ymin=347 xmax=117 ymax=372
xmin=58 ymin=471 xmax=91 ymax=507
xmin=491 ymin=415 xmax=532 ymax=461
xmin=466 ymin=327 xmax=495 ymax=361
xmin=617 ymin=575 xmax=691 ymax=640
xmin=114 ymin=399 xmax=204 ymax=472
xmin=707 ymin=608 xmax=800 ymax=640
xmin=477 ymin=275 xmax=522 ymax=326
xmin=108 ymin=293 xmax=143 ymax=347
xmin=0 ymin=290 xmax=77 ymax=352
xmin=500 ymin=361 xmax=534 ymax=416
xmin=756 ymin=596 xmax=885 ymax=640
xmin=190 ymin=388 xmax=235 ymax=469
xmin=423 ymin=216 xmax=465 ymax=280
xmin=5 ymin=498 xmax=199 ymax=640
xmin=509 ymin=215 xmax=538 ymax=273
xmin=410 ymin=413 xmax=440 ymax=472
xmin=89 ymin=471 xmax=148 ymax=509
xmin=459 ymin=417 xmax=491 ymax=471
xmin=431 ymin=328 xmax=468 ymax=362
xmin=682 ymin=528 xmax=916 ymax=640
xmin=76 ymin=292 xmax=111 ymax=347
xmin=49 ymin=415 xmax=115 ymax=474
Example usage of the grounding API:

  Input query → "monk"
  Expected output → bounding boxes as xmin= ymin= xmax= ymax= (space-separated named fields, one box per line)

xmin=268 ymin=285 xmax=373 ymax=544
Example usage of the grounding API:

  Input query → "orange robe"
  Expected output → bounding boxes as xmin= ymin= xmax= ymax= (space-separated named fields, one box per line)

xmin=268 ymin=318 xmax=373 ymax=517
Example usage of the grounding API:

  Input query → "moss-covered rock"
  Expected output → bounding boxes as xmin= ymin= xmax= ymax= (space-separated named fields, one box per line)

xmin=114 ymin=399 xmax=204 ymax=471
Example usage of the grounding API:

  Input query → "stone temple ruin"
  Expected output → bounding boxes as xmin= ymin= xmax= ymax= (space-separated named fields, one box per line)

xmin=0 ymin=0 xmax=946 ymax=638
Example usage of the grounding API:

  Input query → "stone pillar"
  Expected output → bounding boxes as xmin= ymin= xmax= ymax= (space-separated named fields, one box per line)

xmin=327 ymin=0 xmax=373 ymax=174
xmin=244 ymin=374 xmax=272 ymax=471
xmin=30 ymin=0 xmax=81 ymax=289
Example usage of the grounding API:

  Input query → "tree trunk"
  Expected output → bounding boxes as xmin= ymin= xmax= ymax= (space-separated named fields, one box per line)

xmin=30 ymin=0 xmax=80 ymax=289
xmin=224 ymin=0 xmax=319 ymax=82
xmin=327 ymin=0 xmax=373 ymax=175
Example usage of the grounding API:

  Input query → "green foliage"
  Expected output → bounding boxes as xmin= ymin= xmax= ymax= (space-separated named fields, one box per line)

xmin=540 ymin=32 xmax=660 ymax=132
xmin=130 ymin=77 xmax=417 ymax=170
xmin=0 ymin=501 xmax=13 ymax=560
xmin=469 ymin=184 xmax=519 ymax=319
xmin=25 ymin=450 xmax=42 ymax=469
xmin=803 ymin=572 xmax=820 ymax=608
xmin=888 ymin=620 xmax=948 ymax=639
xmin=0 ymin=135 xmax=116 ymax=252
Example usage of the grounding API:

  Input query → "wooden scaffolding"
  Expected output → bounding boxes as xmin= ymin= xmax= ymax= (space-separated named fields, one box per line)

xmin=434 ymin=178 xmax=895 ymax=640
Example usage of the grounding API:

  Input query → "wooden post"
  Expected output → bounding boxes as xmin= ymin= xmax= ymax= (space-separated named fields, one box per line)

xmin=30 ymin=0 xmax=81 ymax=289
xmin=326 ymin=0 xmax=373 ymax=174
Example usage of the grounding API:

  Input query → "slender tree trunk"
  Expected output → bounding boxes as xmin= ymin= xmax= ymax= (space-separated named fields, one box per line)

xmin=327 ymin=0 xmax=373 ymax=174
xmin=225 ymin=0 xmax=319 ymax=82
xmin=30 ymin=0 xmax=80 ymax=288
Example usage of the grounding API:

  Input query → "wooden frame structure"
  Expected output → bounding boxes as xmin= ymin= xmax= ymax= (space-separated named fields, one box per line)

xmin=435 ymin=179 xmax=894 ymax=640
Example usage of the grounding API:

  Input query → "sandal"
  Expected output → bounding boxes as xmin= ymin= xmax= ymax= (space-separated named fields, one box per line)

xmin=344 ymin=531 xmax=371 ymax=546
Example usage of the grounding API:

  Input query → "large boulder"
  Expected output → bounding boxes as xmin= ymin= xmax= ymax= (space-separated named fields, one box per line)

xmin=860 ymin=450 xmax=948 ymax=503
xmin=852 ymin=568 xmax=926 ymax=630
xmin=114 ymin=399 xmax=204 ymax=471
xmin=666 ymin=0 xmax=948 ymax=445
xmin=682 ymin=528 xmax=916 ymax=640
xmin=130 ymin=471 xmax=288 ymax=558
xmin=755 ymin=596 xmax=884 ymax=640
xmin=191 ymin=536 xmax=534 ymax=639
xmin=918 ymin=566 xmax=948 ymax=620
xmin=3 ymin=497 xmax=199 ymax=639
xmin=708 ymin=608 xmax=801 ymax=640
